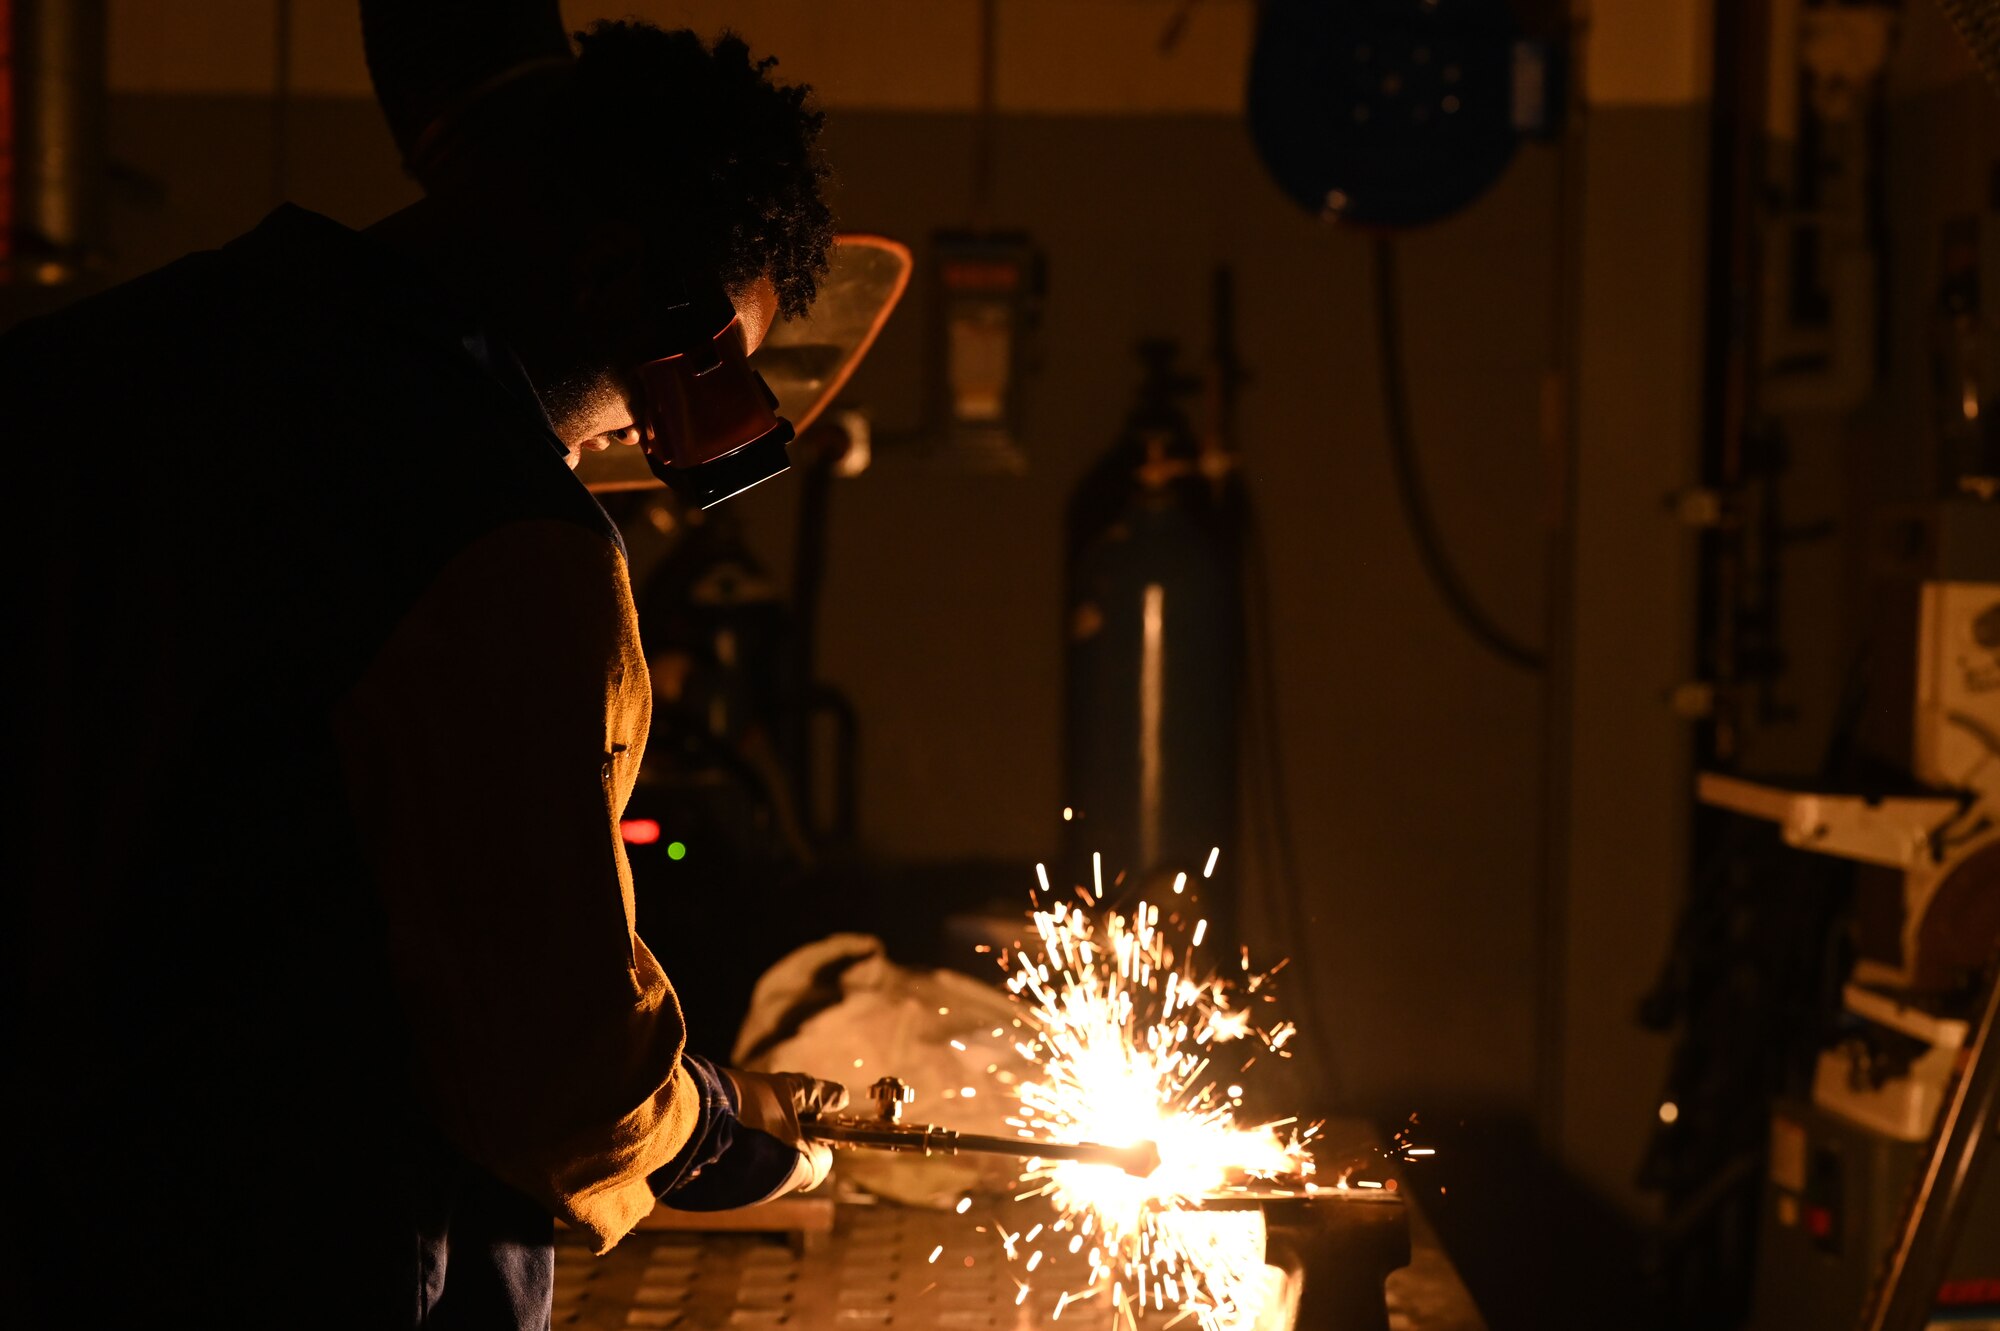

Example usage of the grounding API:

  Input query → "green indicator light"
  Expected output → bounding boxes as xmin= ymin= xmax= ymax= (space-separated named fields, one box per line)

xmin=667 ymin=841 xmax=687 ymax=862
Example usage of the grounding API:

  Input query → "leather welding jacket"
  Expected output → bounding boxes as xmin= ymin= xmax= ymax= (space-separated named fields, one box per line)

xmin=1 ymin=206 xmax=715 ymax=1326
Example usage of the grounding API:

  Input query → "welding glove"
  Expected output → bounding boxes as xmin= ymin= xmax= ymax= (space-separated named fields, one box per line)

xmin=658 ymin=1061 xmax=848 ymax=1211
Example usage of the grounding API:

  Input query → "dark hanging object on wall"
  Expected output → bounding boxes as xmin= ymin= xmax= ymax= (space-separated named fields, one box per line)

xmin=1063 ymin=340 xmax=1245 ymax=920
xmin=1936 ymin=0 xmax=2000 ymax=91
xmin=1246 ymin=0 xmax=1551 ymax=228
xmin=1 ymin=0 xmax=107 ymax=286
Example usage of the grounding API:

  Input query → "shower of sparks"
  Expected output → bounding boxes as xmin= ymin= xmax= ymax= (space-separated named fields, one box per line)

xmin=994 ymin=868 xmax=1315 ymax=1331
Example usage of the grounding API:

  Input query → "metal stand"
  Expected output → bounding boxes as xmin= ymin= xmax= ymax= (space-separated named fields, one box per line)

xmin=1859 ymin=957 xmax=2000 ymax=1331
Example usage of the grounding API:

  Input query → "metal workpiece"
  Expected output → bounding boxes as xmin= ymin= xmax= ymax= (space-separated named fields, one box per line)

xmin=785 ymin=1081 xmax=1422 ymax=1329
xmin=801 ymin=1077 xmax=1166 ymax=1178
xmin=1261 ymin=1192 xmax=1411 ymax=1331
xmin=1177 ymin=1185 xmax=1410 ymax=1331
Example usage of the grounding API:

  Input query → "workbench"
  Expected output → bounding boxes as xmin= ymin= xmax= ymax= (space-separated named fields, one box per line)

xmin=552 ymin=1190 xmax=1486 ymax=1331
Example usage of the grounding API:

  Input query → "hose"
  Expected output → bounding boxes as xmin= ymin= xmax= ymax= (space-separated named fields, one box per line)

xmin=1371 ymin=235 xmax=1548 ymax=672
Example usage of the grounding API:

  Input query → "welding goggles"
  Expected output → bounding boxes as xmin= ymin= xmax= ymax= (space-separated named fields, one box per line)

xmin=633 ymin=285 xmax=796 ymax=509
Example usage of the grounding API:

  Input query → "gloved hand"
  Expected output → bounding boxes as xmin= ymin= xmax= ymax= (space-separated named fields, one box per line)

xmin=659 ymin=1064 xmax=848 ymax=1211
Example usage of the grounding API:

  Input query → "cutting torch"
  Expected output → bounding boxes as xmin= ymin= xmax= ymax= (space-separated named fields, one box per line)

xmin=800 ymin=1077 xmax=1165 ymax=1178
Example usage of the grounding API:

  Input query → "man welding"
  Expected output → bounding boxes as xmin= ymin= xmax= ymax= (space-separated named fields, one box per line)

xmin=4 ymin=8 xmax=844 ymax=1326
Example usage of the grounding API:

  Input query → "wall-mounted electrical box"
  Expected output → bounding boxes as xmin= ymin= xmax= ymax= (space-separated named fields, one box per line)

xmin=929 ymin=229 xmax=1042 ymax=473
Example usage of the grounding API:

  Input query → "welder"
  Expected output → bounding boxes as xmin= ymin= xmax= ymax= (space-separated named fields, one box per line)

xmin=2 ymin=9 xmax=844 ymax=1327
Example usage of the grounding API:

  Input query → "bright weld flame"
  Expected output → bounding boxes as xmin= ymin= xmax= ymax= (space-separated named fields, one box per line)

xmin=999 ymin=881 xmax=1311 ymax=1330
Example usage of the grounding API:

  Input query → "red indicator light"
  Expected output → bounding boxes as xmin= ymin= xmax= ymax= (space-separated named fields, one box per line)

xmin=621 ymin=818 xmax=662 ymax=846
xmin=1804 ymin=1207 xmax=1833 ymax=1240
xmin=1938 ymin=1279 xmax=2000 ymax=1306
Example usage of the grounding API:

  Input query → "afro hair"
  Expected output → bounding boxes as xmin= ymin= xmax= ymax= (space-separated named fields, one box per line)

xmin=560 ymin=22 xmax=835 ymax=319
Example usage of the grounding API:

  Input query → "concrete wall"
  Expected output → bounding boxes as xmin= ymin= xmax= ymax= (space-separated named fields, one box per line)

xmin=106 ymin=0 xmax=1261 ymax=112
xmin=1555 ymin=99 xmax=1706 ymax=1215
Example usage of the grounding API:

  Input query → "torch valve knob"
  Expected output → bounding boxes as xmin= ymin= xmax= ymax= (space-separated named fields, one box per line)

xmin=869 ymin=1077 xmax=916 ymax=1123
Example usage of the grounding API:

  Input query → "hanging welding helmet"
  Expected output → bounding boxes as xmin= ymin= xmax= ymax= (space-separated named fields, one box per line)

xmin=634 ymin=280 xmax=796 ymax=509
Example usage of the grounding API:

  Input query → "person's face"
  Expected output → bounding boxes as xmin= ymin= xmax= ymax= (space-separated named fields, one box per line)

xmin=543 ymin=272 xmax=782 ymax=468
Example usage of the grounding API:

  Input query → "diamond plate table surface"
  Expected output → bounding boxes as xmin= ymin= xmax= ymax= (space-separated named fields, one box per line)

xmin=554 ymin=1198 xmax=1484 ymax=1331
xmin=557 ymin=1202 xmax=1120 ymax=1331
